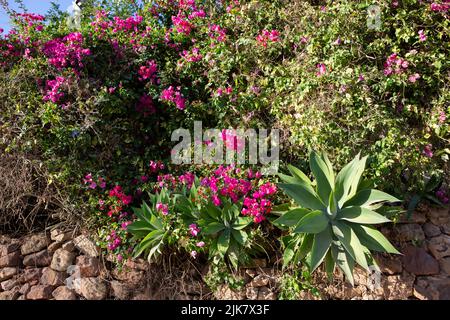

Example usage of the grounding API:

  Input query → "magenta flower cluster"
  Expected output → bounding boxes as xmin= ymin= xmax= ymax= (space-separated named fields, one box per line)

xmin=242 ymin=182 xmax=277 ymax=223
xmin=383 ymin=53 xmax=409 ymax=76
xmin=208 ymin=24 xmax=227 ymax=42
xmin=160 ymin=86 xmax=186 ymax=110
xmin=138 ymin=60 xmax=158 ymax=82
xmin=430 ymin=2 xmax=450 ymax=12
xmin=43 ymin=76 xmax=65 ymax=104
xmin=256 ymin=29 xmax=280 ymax=47
xmin=42 ymin=32 xmax=91 ymax=70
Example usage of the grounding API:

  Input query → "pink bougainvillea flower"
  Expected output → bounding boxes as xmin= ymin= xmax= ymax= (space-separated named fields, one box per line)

xmin=418 ymin=30 xmax=427 ymax=42
xmin=189 ymin=223 xmax=200 ymax=237
xmin=316 ymin=63 xmax=327 ymax=76
xmin=190 ymin=250 xmax=198 ymax=259
xmin=423 ymin=144 xmax=433 ymax=158
xmin=408 ymin=73 xmax=420 ymax=83
xmin=43 ymin=76 xmax=66 ymax=104
xmin=256 ymin=29 xmax=280 ymax=47
xmin=221 ymin=129 xmax=245 ymax=152
xmin=438 ymin=111 xmax=446 ymax=123
xmin=211 ymin=194 xmax=221 ymax=206
xmin=138 ymin=60 xmax=158 ymax=82
xmin=431 ymin=2 xmax=450 ymax=12
xmin=196 ymin=241 xmax=205 ymax=248
xmin=156 ymin=203 xmax=169 ymax=215
xmin=160 ymin=86 xmax=186 ymax=110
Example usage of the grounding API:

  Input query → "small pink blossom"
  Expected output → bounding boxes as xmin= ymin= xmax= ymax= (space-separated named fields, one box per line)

xmin=418 ymin=30 xmax=427 ymax=42
xmin=408 ymin=73 xmax=420 ymax=83
xmin=316 ymin=63 xmax=326 ymax=76
xmin=189 ymin=223 xmax=200 ymax=237
xmin=438 ymin=111 xmax=446 ymax=123
xmin=156 ymin=203 xmax=169 ymax=215
xmin=196 ymin=241 xmax=205 ymax=247
xmin=423 ymin=144 xmax=433 ymax=158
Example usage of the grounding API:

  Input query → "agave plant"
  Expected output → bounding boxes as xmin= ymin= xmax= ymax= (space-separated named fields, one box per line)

xmin=197 ymin=198 xmax=255 ymax=269
xmin=275 ymin=151 xmax=401 ymax=285
xmin=127 ymin=190 xmax=172 ymax=262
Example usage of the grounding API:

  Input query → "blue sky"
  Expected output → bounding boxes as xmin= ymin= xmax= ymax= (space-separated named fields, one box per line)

xmin=0 ymin=0 xmax=72 ymax=32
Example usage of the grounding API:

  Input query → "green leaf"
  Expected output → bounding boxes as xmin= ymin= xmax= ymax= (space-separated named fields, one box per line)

xmin=278 ymin=173 xmax=302 ymax=184
xmin=295 ymin=233 xmax=313 ymax=264
xmin=328 ymin=189 xmax=338 ymax=217
xmin=344 ymin=189 xmax=400 ymax=208
xmin=310 ymin=227 xmax=333 ymax=272
xmin=127 ymin=221 xmax=153 ymax=238
xmin=324 ymin=250 xmax=335 ymax=280
xmin=294 ymin=210 xmax=329 ymax=234
xmin=282 ymin=241 xmax=296 ymax=268
xmin=273 ymin=208 xmax=310 ymax=227
xmin=231 ymin=229 xmax=247 ymax=245
xmin=334 ymin=154 xmax=360 ymax=207
xmin=331 ymin=242 xmax=355 ymax=286
xmin=202 ymin=222 xmax=226 ymax=235
xmin=206 ymin=202 xmax=222 ymax=220
xmin=271 ymin=203 xmax=291 ymax=213
xmin=232 ymin=217 xmax=253 ymax=230
xmin=332 ymin=221 xmax=369 ymax=271
xmin=217 ymin=229 xmax=231 ymax=256
xmin=287 ymin=164 xmax=313 ymax=186
xmin=132 ymin=206 xmax=150 ymax=224
xmin=348 ymin=155 xmax=367 ymax=200
xmin=279 ymin=183 xmax=326 ymax=211
xmin=310 ymin=151 xmax=334 ymax=203
xmin=352 ymin=224 xmax=400 ymax=254
xmin=338 ymin=206 xmax=391 ymax=224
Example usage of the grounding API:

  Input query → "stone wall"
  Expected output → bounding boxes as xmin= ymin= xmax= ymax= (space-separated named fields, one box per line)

xmin=0 ymin=206 xmax=449 ymax=300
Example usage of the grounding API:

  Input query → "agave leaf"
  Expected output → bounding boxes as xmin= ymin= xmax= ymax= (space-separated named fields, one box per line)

xmin=273 ymin=208 xmax=311 ymax=227
xmin=149 ymin=214 xmax=163 ymax=230
xmin=231 ymin=229 xmax=248 ymax=245
xmin=328 ymin=189 xmax=338 ymax=217
xmin=206 ymin=202 xmax=222 ymax=220
xmin=321 ymin=152 xmax=335 ymax=182
xmin=344 ymin=189 xmax=400 ymax=208
xmin=334 ymin=154 xmax=361 ymax=207
xmin=324 ymin=250 xmax=335 ymax=280
xmin=348 ymin=155 xmax=367 ymax=200
xmin=287 ymin=164 xmax=313 ymax=186
xmin=142 ymin=201 xmax=154 ymax=219
xmin=352 ymin=224 xmax=400 ymax=254
xmin=232 ymin=217 xmax=253 ymax=230
xmin=310 ymin=151 xmax=334 ymax=203
xmin=310 ymin=226 xmax=333 ymax=272
xmin=132 ymin=229 xmax=164 ymax=258
xmin=217 ymin=229 xmax=231 ymax=256
xmin=202 ymin=222 xmax=226 ymax=235
xmin=294 ymin=210 xmax=329 ymax=234
xmin=295 ymin=233 xmax=314 ymax=263
xmin=332 ymin=221 xmax=369 ymax=271
xmin=279 ymin=183 xmax=326 ymax=211
xmin=271 ymin=203 xmax=291 ymax=214
xmin=278 ymin=172 xmax=303 ymax=184
xmin=132 ymin=207 xmax=151 ymax=225
xmin=283 ymin=241 xmax=296 ymax=268
xmin=338 ymin=206 xmax=391 ymax=224
xmin=331 ymin=242 xmax=355 ymax=286
xmin=127 ymin=220 xmax=153 ymax=238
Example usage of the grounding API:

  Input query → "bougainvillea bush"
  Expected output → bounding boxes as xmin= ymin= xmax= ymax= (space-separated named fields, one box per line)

xmin=0 ymin=0 xmax=449 ymax=279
